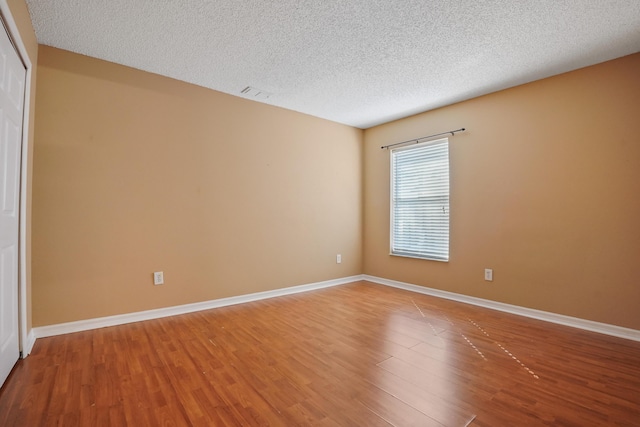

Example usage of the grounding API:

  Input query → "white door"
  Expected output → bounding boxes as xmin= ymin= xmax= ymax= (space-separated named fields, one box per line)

xmin=0 ymin=22 xmax=26 ymax=388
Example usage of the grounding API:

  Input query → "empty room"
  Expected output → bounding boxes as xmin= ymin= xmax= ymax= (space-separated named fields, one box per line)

xmin=0 ymin=0 xmax=639 ymax=425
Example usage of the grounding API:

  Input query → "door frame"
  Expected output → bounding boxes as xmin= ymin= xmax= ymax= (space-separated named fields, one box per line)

xmin=0 ymin=1 xmax=34 ymax=356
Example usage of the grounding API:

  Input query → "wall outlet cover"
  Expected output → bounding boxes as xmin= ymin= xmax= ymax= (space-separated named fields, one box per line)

xmin=153 ymin=271 xmax=164 ymax=285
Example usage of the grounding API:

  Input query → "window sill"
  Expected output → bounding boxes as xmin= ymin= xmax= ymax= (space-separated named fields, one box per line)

xmin=390 ymin=252 xmax=449 ymax=262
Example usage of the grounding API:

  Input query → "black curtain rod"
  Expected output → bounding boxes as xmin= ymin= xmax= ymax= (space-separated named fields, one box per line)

xmin=381 ymin=128 xmax=466 ymax=149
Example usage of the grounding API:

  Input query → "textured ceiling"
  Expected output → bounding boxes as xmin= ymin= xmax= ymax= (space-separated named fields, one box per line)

xmin=26 ymin=0 xmax=640 ymax=129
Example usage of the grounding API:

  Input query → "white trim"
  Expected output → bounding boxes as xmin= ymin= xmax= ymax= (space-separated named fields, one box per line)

xmin=33 ymin=275 xmax=364 ymax=339
xmin=363 ymin=275 xmax=640 ymax=342
xmin=0 ymin=1 xmax=34 ymax=356
xmin=32 ymin=273 xmax=640 ymax=343
xmin=22 ymin=329 xmax=35 ymax=356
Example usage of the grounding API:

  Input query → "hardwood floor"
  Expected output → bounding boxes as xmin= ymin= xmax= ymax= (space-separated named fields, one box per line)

xmin=1 ymin=281 xmax=639 ymax=426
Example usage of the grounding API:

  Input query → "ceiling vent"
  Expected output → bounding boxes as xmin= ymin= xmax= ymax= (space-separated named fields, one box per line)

xmin=240 ymin=86 xmax=272 ymax=100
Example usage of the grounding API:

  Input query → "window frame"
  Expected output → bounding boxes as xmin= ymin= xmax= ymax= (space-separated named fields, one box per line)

xmin=389 ymin=137 xmax=450 ymax=262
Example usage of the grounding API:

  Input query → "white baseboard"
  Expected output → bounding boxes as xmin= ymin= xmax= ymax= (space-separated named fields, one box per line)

xmin=363 ymin=275 xmax=640 ymax=342
xmin=31 ymin=273 xmax=640 ymax=344
xmin=21 ymin=329 xmax=36 ymax=357
xmin=33 ymin=275 xmax=364 ymax=339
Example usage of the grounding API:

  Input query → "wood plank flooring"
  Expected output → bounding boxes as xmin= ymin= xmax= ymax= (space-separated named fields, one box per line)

xmin=1 ymin=281 xmax=639 ymax=426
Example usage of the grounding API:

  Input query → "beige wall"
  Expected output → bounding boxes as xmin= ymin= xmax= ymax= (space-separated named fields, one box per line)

xmin=364 ymin=53 xmax=640 ymax=330
xmin=32 ymin=43 xmax=640 ymax=330
xmin=32 ymin=46 xmax=363 ymax=326
xmin=6 ymin=0 xmax=38 ymax=333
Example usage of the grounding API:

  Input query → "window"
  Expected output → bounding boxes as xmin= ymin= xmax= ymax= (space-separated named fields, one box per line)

xmin=390 ymin=138 xmax=449 ymax=261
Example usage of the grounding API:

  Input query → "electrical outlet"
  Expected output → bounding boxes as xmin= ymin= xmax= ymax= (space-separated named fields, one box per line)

xmin=153 ymin=271 xmax=164 ymax=285
xmin=484 ymin=268 xmax=493 ymax=282
xmin=336 ymin=254 xmax=342 ymax=264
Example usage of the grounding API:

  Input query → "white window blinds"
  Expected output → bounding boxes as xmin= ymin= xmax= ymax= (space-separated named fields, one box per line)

xmin=391 ymin=138 xmax=450 ymax=261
